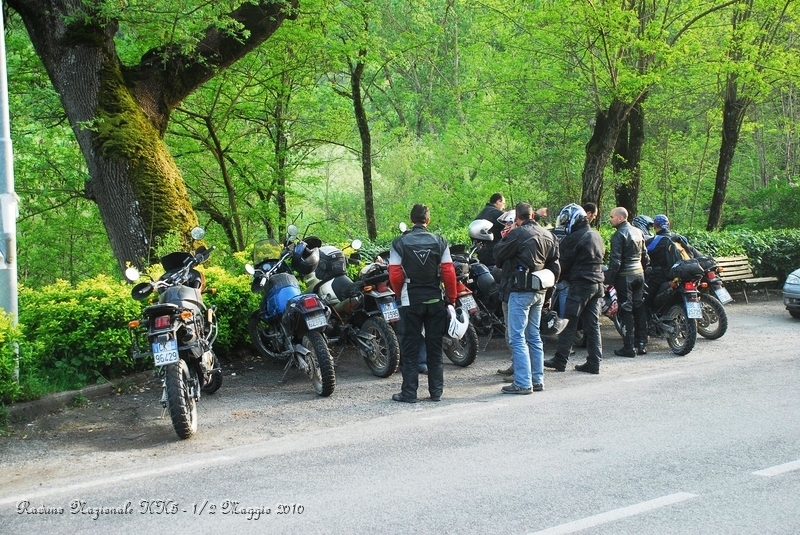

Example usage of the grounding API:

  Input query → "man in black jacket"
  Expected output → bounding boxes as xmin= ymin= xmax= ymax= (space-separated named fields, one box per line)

xmin=475 ymin=192 xmax=506 ymax=267
xmin=544 ymin=204 xmax=605 ymax=374
xmin=606 ymin=207 xmax=649 ymax=357
xmin=493 ymin=203 xmax=560 ymax=393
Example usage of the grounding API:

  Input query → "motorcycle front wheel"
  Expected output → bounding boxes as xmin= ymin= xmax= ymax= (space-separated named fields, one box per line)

xmin=201 ymin=353 xmax=223 ymax=394
xmin=249 ymin=311 xmax=276 ymax=359
xmin=302 ymin=331 xmax=336 ymax=397
xmin=666 ymin=303 xmax=697 ymax=356
xmin=360 ymin=317 xmax=400 ymax=378
xmin=444 ymin=323 xmax=479 ymax=367
xmin=696 ymin=293 xmax=728 ymax=340
xmin=165 ymin=360 xmax=198 ymax=440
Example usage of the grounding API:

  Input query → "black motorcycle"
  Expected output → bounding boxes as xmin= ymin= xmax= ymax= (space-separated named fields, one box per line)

xmin=126 ymin=227 xmax=222 ymax=440
xmin=694 ymin=257 xmax=731 ymax=340
xmin=300 ymin=240 xmax=401 ymax=378
xmin=246 ymin=227 xmax=336 ymax=397
xmin=610 ymin=260 xmax=704 ymax=356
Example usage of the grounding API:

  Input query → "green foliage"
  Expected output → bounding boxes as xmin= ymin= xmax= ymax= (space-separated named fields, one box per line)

xmin=202 ymin=266 xmax=259 ymax=356
xmin=0 ymin=311 xmax=23 ymax=404
xmin=17 ymin=275 xmax=147 ymax=394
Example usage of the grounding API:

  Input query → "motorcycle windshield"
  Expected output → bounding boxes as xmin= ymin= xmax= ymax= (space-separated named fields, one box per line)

xmin=253 ymin=238 xmax=282 ymax=265
xmin=160 ymin=251 xmax=193 ymax=271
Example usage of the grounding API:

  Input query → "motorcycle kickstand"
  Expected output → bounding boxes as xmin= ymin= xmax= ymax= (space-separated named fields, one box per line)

xmin=278 ymin=358 xmax=294 ymax=384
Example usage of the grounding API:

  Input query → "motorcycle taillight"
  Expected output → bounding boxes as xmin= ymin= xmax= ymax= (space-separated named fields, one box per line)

xmin=302 ymin=296 xmax=319 ymax=309
xmin=683 ymin=281 xmax=697 ymax=291
xmin=154 ymin=315 xmax=171 ymax=329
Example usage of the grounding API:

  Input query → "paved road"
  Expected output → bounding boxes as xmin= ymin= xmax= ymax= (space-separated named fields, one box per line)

xmin=1 ymin=298 xmax=798 ymax=534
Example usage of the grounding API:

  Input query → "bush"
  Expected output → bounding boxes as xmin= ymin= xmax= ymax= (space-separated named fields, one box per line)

xmin=202 ymin=266 xmax=259 ymax=356
xmin=0 ymin=310 xmax=22 ymax=404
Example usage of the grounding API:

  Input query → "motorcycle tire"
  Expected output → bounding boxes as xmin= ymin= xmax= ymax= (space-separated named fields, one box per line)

xmin=444 ymin=323 xmax=479 ymax=367
xmin=165 ymin=360 xmax=198 ymax=440
xmin=249 ymin=311 xmax=276 ymax=360
xmin=360 ymin=317 xmax=400 ymax=378
xmin=612 ymin=314 xmax=625 ymax=338
xmin=666 ymin=303 xmax=697 ymax=356
xmin=696 ymin=293 xmax=728 ymax=340
xmin=302 ymin=331 xmax=336 ymax=397
xmin=201 ymin=353 xmax=223 ymax=394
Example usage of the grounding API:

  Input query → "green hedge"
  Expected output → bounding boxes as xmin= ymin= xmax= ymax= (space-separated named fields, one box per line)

xmin=0 ymin=310 xmax=22 ymax=404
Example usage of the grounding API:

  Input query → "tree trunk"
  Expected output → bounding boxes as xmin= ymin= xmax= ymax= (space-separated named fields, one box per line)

xmin=581 ymin=99 xmax=632 ymax=217
xmin=613 ymin=101 xmax=645 ymax=216
xmin=350 ymin=55 xmax=378 ymax=240
xmin=707 ymin=78 xmax=750 ymax=230
xmin=9 ymin=0 xmax=295 ymax=269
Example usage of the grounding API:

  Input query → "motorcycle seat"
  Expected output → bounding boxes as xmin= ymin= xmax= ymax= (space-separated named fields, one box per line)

xmin=330 ymin=275 xmax=355 ymax=301
xmin=143 ymin=302 xmax=182 ymax=315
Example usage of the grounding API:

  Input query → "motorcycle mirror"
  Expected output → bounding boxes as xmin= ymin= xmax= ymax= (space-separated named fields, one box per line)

xmin=286 ymin=224 xmax=299 ymax=240
xmin=131 ymin=282 xmax=154 ymax=301
xmin=245 ymin=264 xmax=255 ymax=275
xmin=399 ymin=222 xmax=407 ymax=233
xmin=190 ymin=226 xmax=206 ymax=240
xmin=351 ymin=239 xmax=363 ymax=251
xmin=124 ymin=267 xmax=140 ymax=282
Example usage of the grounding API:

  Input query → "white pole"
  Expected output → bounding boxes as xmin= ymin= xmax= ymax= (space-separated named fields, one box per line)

xmin=0 ymin=2 xmax=20 ymax=383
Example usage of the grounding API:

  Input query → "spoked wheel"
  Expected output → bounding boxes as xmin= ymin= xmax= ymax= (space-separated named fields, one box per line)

xmin=201 ymin=353 xmax=223 ymax=394
xmin=360 ymin=317 xmax=400 ymax=378
xmin=444 ymin=323 xmax=479 ymax=367
xmin=666 ymin=304 xmax=697 ymax=356
xmin=165 ymin=360 xmax=197 ymax=439
xmin=696 ymin=293 xmax=728 ymax=340
xmin=302 ymin=331 xmax=336 ymax=397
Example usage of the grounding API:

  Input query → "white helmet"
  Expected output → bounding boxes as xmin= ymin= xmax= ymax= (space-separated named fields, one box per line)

xmin=446 ymin=305 xmax=470 ymax=339
xmin=468 ymin=219 xmax=494 ymax=241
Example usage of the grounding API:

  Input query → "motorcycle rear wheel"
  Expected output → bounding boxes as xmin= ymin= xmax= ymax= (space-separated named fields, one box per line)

xmin=360 ymin=317 xmax=400 ymax=377
xmin=165 ymin=360 xmax=198 ymax=439
xmin=444 ymin=323 xmax=479 ymax=367
xmin=666 ymin=304 xmax=697 ymax=356
xmin=696 ymin=293 xmax=728 ymax=340
xmin=302 ymin=331 xmax=336 ymax=397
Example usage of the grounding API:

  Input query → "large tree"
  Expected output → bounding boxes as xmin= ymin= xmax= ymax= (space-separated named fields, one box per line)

xmin=8 ymin=0 xmax=297 ymax=269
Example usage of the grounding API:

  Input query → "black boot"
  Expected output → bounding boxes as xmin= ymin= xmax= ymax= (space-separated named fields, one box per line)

xmin=544 ymin=353 xmax=568 ymax=372
xmin=575 ymin=361 xmax=600 ymax=374
xmin=615 ymin=310 xmax=636 ymax=357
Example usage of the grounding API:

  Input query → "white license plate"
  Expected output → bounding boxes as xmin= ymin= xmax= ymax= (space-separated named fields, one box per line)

xmin=305 ymin=311 xmax=328 ymax=330
xmin=380 ymin=301 xmax=400 ymax=322
xmin=686 ymin=301 xmax=703 ymax=319
xmin=714 ymin=287 xmax=733 ymax=304
xmin=152 ymin=338 xmax=179 ymax=366
xmin=459 ymin=294 xmax=478 ymax=312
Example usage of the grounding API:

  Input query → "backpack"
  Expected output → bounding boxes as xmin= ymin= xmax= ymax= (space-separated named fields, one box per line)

xmin=647 ymin=234 xmax=699 ymax=279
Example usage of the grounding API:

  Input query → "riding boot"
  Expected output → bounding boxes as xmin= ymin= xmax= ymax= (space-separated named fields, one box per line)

xmin=614 ymin=310 xmax=636 ymax=357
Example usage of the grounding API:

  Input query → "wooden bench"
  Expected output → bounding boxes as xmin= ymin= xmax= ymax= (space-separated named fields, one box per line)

xmin=714 ymin=255 xmax=779 ymax=303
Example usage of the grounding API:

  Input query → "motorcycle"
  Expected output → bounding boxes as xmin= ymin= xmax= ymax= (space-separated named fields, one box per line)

xmin=125 ymin=227 xmax=222 ymax=440
xmin=608 ymin=260 xmax=704 ymax=356
xmin=300 ymin=239 xmax=401 ymax=378
xmin=246 ymin=226 xmax=336 ymax=397
xmin=442 ymin=257 xmax=480 ymax=367
xmin=694 ymin=257 xmax=731 ymax=340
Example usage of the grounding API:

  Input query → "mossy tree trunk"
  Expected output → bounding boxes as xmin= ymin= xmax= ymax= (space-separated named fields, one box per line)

xmin=8 ymin=0 xmax=296 ymax=269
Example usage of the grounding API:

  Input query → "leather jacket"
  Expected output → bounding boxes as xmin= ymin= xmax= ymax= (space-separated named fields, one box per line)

xmin=493 ymin=219 xmax=561 ymax=298
xmin=558 ymin=219 xmax=604 ymax=284
xmin=606 ymin=221 xmax=648 ymax=282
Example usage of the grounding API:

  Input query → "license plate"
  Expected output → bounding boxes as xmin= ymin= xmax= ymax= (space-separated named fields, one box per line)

xmin=305 ymin=311 xmax=328 ymax=330
xmin=380 ymin=301 xmax=400 ymax=322
xmin=685 ymin=301 xmax=703 ymax=319
xmin=714 ymin=287 xmax=733 ymax=304
xmin=152 ymin=338 xmax=179 ymax=366
xmin=459 ymin=294 xmax=478 ymax=312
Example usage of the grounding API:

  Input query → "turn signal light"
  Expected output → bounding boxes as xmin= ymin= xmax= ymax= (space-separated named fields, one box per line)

xmin=180 ymin=311 xmax=193 ymax=320
xmin=364 ymin=285 xmax=373 ymax=292
xmin=128 ymin=320 xmax=140 ymax=329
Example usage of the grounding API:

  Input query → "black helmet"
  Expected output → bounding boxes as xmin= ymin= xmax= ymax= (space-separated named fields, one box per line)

xmin=292 ymin=241 xmax=320 ymax=275
xmin=632 ymin=215 xmax=654 ymax=237
xmin=540 ymin=309 xmax=568 ymax=336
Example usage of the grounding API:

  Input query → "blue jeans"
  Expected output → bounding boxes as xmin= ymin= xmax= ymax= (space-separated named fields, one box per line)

xmin=507 ymin=291 xmax=545 ymax=388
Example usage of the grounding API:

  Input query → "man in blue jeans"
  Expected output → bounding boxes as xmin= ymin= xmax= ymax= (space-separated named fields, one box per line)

xmin=493 ymin=203 xmax=560 ymax=394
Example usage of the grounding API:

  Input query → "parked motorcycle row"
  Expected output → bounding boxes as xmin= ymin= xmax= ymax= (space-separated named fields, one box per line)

xmin=123 ymin=217 xmax=732 ymax=439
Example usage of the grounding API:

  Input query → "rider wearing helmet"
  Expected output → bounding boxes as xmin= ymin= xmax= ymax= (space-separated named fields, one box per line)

xmin=632 ymin=215 xmax=654 ymax=238
xmin=474 ymin=193 xmax=506 ymax=267
xmin=643 ymin=214 xmax=700 ymax=313
xmin=544 ymin=203 xmax=606 ymax=374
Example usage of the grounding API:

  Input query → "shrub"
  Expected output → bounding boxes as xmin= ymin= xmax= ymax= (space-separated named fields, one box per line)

xmin=0 ymin=310 xmax=22 ymax=404
xmin=202 ymin=266 xmax=259 ymax=356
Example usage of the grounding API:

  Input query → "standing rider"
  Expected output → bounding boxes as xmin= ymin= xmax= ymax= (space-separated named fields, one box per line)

xmin=606 ymin=207 xmax=649 ymax=357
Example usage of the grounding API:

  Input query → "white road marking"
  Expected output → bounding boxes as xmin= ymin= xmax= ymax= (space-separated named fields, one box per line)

xmin=0 ymin=456 xmax=231 ymax=506
xmin=528 ymin=492 xmax=698 ymax=535
xmin=753 ymin=459 xmax=800 ymax=477
xmin=623 ymin=371 xmax=684 ymax=382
